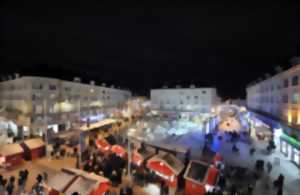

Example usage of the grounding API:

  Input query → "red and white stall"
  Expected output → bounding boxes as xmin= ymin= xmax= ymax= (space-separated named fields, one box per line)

xmin=131 ymin=148 xmax=155 ymax=166
xmin=0 ymin=143 xmax=24 ymax=169
xmin=111 ymin=145 xmax=126 ymax=158
xmin=63 ymin=168 xmax=110 ymax=195
xmin=47 ymin=170 xmax=77 ymax=195
xmin=47 ymin=168 xmax=109 ymax=195
xmin=184 ymin=160 xmax=219 ymax=195
xmin=21 ymin=138 xmax=46 ymax=160
xmin=147 ymin=152 xmax=184 ymax=195
xmin=96 ymin=139 xmax=111 ymax=153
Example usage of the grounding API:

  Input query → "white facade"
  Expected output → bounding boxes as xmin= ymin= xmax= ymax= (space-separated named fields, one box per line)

xmin=0 ymin=76 xmax=131 ymax=134
xmin=246 ymin=64 xmax=300 ymax=125
xmin=150 ymin=87 xmax=220 ymax=113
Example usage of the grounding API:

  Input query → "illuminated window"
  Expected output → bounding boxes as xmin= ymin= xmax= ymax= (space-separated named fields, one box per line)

xmin=292 ymin=93 xmax=299 ymax=104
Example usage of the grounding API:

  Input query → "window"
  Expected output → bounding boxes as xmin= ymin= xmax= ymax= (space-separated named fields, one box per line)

xmin=186 ymin=96 xmax=190 ymax=100
xmin=284 ymin=79 xmax=289 ymax=88
xmin=292 ymin=76 xmax=299 ymax=86
xmin=270 ymin=85 xmax=274 ymax=91
xmin=194 ymin=96 xmax=198 ymax=99
xmin=282 ymin=94 xmax=288 ymax=103
xmin=202 ymin=90 xmax=207 ymax=94
xmin=292 ymin=93 xmax=299 ymax=104
xmin=49 ymin=84 xmax=56 ymax=90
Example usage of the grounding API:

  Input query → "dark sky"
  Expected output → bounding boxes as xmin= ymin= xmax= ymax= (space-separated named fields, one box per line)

xmin=1 ymin=2 xmax=300 ymax=98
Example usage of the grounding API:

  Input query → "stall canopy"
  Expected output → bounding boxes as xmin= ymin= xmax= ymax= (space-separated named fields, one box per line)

xmin=21 ymin=138 xmax=46 ymax=160
xmin=184 ymin=160 xmax=219 ymax=193
xmin=0 ymin=143 xmax=24 ymax=168
xmin=147 ymin=152 xmax=185 ymax=177
xmin=23 ymin=138 xmax=45 ymax=149
xmin=132 ymin=147 xmax=156 ymax=166
xmin=47 ymin=171 xmax=77 ymax=194
xmin=111 ymin=145 xmax=126 ymax=157
xmin=80 ymin=119 xmax=116 ymax=132
xmin=0 ymin=143 xmax=23 ymax=157
xmin=96 ymin=139 xmax=111 ymax=152
xmin=63 ymin=168 xmax=109 ymax=195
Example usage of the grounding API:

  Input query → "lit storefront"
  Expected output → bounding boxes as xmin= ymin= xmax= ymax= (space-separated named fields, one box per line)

xmin=280 ymin=133 xmax=300 ymax=167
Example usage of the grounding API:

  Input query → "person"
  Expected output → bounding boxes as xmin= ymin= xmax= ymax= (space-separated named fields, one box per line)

xmin=43 ymin=172 xmax=48 ymax=182
xmin=160 ymin=181 xmax=165 ymax=195
xmin=71 ymin=192 xmax=79 ymax=195
xmin=267 ymin=161 xmax=273 ymax=173
xmin=6 ymin=177 xmax=15 ymax=195
xmin=18 ymin=174 xmax=25 ymax=194
xmin=120 ymin=187 xmax=126 ymax=195
xmin=126 ymin=185 xmax=133 ymax=195
xmin=0 ymin=176 xmax=5 ymax=194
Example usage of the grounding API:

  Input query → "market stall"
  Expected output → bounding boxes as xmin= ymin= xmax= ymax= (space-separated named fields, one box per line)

xmin=63 ymin=168 xmax=110 ymax=195
xmin=184 ymin=160 xmax=219 ymax=195
xmin=0 ymin=143 xmax=24 ymax=169
xmin=147 ymin=152 xmax=184 ymax=195
xmin=132 ymin=147 xmax=156 ymax=166
xmin=95 ymin=139 xmax=111 ymax=153
xmin=111 ymin=145 xmax=126 ymax=158
xmin=21 ymin=138 xmax=46 ymax=160
xmin=47 ymin=171 xmax=77 ymax=195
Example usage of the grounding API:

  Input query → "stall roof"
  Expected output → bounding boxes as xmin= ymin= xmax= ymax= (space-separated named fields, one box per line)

xmin=184 ymin=161 xmax=209 ymax=183
xmin=148 ymin=152 xmax=185 ymax=175
xmin=64 ymin=176 xmax=97 ymax=195
xmin=184 ymin=160 xmax=218 ymax=186
xmin=80 ymin=119 xmax=117 ymax=132
xmin=138 ymin=147 xmax=156 ymax=159
xmin=23 ymin=138 xmax=45 ymax=149
xmin=63 ymin=168 xmax=109 ymax=195
xmin=47 ymin=172 xmax=76 ymax=192
xmin=0 ymin=143 xmax=23 ymax=156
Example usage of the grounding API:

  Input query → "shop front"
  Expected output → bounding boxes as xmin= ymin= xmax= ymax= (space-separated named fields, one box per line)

xmin=280 ymin=133 xmax=300 ymax=167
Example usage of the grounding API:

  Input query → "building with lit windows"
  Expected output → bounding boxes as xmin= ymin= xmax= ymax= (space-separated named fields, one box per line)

xmin=246 ymin=64 xmax=300 ymax=167
xmin=0 ymin=76 xmax=131 ymax=137
xmin=150 ymin=86 xmax=220 ymax=113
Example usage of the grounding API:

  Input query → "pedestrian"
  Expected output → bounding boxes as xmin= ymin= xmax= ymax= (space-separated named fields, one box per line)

xmin=18 ymin=174 xmax=25 ymax=194
xmin=43 ymin=172 xmax=48 ymax=182
xmin=267 ymin=161 xmax=272 ymax=173
xmin=6 ymin=177 xmax=15 ymax=195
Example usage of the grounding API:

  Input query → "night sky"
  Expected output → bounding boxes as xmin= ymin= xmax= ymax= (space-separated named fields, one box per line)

xmin=1 ymin=2 xmax=300 ymax=98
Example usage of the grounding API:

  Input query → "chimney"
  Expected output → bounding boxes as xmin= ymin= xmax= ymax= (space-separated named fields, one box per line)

xmin=111 ymin=85 xmax=114 ymax=88
xmin=264 ymin=73 xmax=271 ymax=79
xmin=190 ymin=84 xmax=196 ymax=88
xmin=90 ymin=80 xmax=95 ymax=85
xmin=101 ymin=83 xmax=106 ymax=87
xmin=73 ymin=77 xmax=81 ymax=83
xmin=162 ymin=85 xmax=168 ymax=89
xmin=175 ymin=85 xmax=181 ymax=89
xmin=7 ymin=75 xmax=12 ymax=80
xmin=14 ymin=73 xmax=20 ymax=79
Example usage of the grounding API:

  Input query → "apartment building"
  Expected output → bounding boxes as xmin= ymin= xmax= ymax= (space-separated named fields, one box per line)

xmin=246 ymin=65 xmax=300 ymax=125
xmin=0 ymin=76 xmax=131 ymax=136
xmin=150 ymin=86 xmax=220 ymax=113
xmin=246 ymin=64 xmax=300 ymax=167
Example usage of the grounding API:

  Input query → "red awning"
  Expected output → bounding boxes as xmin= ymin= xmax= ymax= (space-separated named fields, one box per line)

xmin=96 ymin=139 xmax=110 ymax=152
xmin=206 ymin=167 xmax=218 ymax=186
xmin=132 ymin=151 xmax=143 ymax=166
xmin=111 ymin=145 xmax=126 ymax=157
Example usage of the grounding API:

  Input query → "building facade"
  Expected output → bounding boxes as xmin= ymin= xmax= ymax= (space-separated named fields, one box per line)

xmin=0 ymin=76 xmax=131 ymax=136
xmin=246 ymin=64 xmax=300 ymax=167
xmin=150 ymin=87 xmax=220 ymax=113
xmin=246 ymin=65 xmax=300 ymax=125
